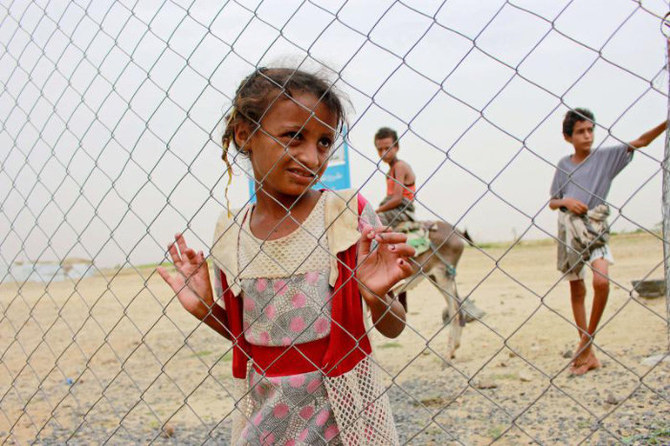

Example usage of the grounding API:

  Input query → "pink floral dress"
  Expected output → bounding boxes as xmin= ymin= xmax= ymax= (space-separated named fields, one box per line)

xmin=213 ymin=191 xmax=385 ymax=445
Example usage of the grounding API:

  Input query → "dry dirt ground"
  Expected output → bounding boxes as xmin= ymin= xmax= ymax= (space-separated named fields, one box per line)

xmin=1 ymin=232 xmax=668 ymax=445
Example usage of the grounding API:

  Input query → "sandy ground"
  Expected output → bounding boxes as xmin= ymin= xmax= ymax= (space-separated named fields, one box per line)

xmin=0 ymin=232 xmax=668 ymax=445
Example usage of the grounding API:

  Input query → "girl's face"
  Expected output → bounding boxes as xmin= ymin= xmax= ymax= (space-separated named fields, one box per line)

xmin=237 ymin=92 xmax=339 ymax=200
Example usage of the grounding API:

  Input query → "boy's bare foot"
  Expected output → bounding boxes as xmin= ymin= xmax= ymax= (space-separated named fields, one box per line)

xmin=570 ymin=350 xmax=601 ymax=376
xmin=569 ymin=334 xmax=601 ymax=375
xmin=572 ymin=334 xmax=592 ymax=362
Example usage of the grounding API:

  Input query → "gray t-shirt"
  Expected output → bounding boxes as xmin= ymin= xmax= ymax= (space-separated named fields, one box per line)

xmin=550 ymin=144 xmax=633 ymax=209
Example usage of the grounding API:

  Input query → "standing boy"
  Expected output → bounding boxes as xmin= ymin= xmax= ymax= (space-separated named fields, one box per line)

xmin=549 ymin=108 xmax=666 ymax=375
xmin=375 ymin=127 xmax=417 ymax=227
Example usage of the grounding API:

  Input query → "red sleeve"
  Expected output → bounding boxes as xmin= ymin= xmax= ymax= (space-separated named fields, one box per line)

xmin=357 ymin=192 xmax=368 ymax=215
xmin=216 ymin=269 xmax=234 ymax=341
xmin=218 ymin=269 xmax=252 ymax=378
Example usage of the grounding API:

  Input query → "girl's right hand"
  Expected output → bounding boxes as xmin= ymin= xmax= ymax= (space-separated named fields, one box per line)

xmin=157 ymin=234 xmax=214 ymax=320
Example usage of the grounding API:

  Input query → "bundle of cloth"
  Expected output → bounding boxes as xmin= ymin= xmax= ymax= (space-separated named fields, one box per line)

xmin=557 ymin=204 xmax=610 ymax=277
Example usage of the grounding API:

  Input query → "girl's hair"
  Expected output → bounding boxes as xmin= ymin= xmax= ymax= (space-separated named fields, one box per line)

xmin=220 ymin=68 xmax=347 ymax=210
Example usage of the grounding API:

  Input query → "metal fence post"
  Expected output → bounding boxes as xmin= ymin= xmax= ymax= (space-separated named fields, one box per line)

xmin=664 ymin=13 xmax=670 ymax=350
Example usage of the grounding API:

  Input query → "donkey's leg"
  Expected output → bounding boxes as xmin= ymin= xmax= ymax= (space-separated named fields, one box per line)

xmin=431 ymin=271 xmax=463 ymax=360
xmin=398 ymin=291 xmax=408 ymax=312
xmin=429 ymin=274 xmax=451 ymax=323
xmin=449 ymin=281 xmax=464 ymax=353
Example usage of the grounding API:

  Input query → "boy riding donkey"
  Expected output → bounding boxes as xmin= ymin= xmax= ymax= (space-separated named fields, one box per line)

xmin=374 ymin=127 xmax=484 ymax=322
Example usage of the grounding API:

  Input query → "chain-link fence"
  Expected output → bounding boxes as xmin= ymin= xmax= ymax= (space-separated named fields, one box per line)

xmin=1 ymin=0 xmax=669 ymax=444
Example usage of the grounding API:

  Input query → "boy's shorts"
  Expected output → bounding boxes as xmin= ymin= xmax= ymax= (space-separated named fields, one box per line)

xmin=377 ymin=197 xmax=415 ymax=227
xmin=563 ymin=244 xmax=614 ymax=281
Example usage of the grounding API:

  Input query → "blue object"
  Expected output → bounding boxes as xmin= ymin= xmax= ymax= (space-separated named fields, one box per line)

xmin=66 ymin=378 xmax=73 ymax=385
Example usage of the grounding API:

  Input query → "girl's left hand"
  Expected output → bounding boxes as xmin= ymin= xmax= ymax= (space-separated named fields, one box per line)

xmin=356 ymin=226 xmax=415 ymax=305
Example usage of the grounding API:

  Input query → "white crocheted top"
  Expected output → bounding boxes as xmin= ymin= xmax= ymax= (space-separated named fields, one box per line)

xmin=238 ymin=192 xmax=331 ymax=279
xmin=211 ymin=189 xmax=399 ymax=446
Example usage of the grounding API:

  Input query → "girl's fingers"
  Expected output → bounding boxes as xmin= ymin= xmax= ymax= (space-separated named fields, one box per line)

xmin=196 ymin=251 xmax=208 ymax=269
xmin=175 ymin=233 xmax=188 ymax=254
xmin=374 ymin=232 xmax=408 ymax=244
xmin=184 ymin=248 xmax=197 ymax=261
xmin=157 ymin=267 xmax=175 ymax=287
xmin=358 ymin=226 xmax=374 ymax=257
xmin=396 ymin=258 xmax=414 ymax=278
xmin=369 ymin=226 xmax=392 ymax=236
xmin=167 ymin=242 xmax=182 ymax=265
xmin=388 ymin=244 xmax=416 ymax=257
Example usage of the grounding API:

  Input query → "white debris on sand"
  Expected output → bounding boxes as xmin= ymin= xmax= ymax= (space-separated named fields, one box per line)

xmin=640 ymin=353 xmax=670 ymax=367
xmin=3 ymin=258 xmax=95 ymax=283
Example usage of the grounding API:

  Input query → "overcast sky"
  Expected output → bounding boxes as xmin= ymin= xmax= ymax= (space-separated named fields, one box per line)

xmin=1 ymin=0 xmax=668 ymax=270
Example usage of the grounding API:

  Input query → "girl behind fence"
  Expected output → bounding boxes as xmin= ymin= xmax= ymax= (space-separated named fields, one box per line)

xmin=157 ymin=67 xmax=414 ymax=445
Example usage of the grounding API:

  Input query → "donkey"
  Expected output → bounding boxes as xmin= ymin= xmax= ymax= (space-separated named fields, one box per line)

xmin=392 ymin=220 xmax=478 ymax=360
